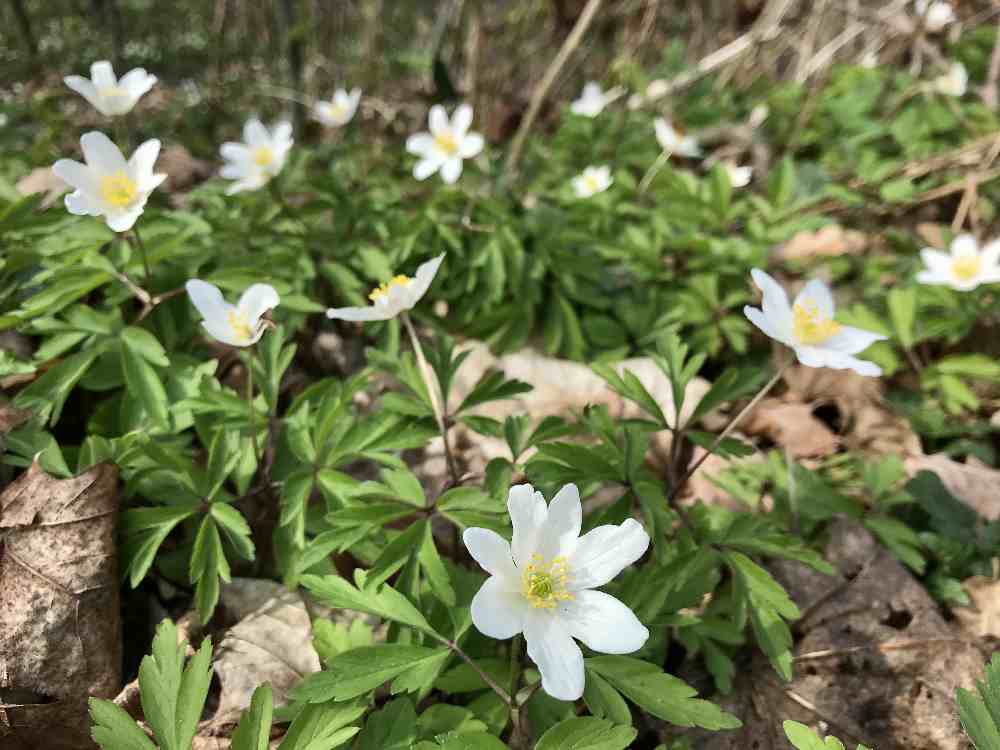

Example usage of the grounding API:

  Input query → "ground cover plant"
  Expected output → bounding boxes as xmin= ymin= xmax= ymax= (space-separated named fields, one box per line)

xmin=1 ymin=1 xmax=1000 ymax=749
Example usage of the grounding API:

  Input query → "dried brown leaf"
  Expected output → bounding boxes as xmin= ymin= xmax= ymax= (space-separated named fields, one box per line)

xmin=774 ymin=225 xmax=869 ymax=262
xmin=904 ymin=454 xmax=1000 ymax=520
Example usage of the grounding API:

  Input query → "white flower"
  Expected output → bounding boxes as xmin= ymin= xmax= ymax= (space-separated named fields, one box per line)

xmin=933 ymin=61 xmax=968 ymax=97
xmin=571 ymin=165 xmax=613 ymax=198
xmin=52 ymin=132 xmax=165 ymax=233
xmin=860 ymin=51 xmax=879 ymax=69
xmin=326 ymin=254 xmax=445 ymax=322
xmin=406 ymin=104 xmax=483 ymax=184
xmin=64 ymin=60 xmax=156 ymax=117
xmin=654 ymin=118 xmax=701 ymax=158
xmin=185 ymin=280 xmax=280 ymax=347
xmin=917 ymin=234 xmax=1000 ymax=291
xmin=744 ymin=269 xmax=887 ymax=377
xmin=219 ymin=119 xmax=293 ymax=195
xmin=915 ymin=0 xmax=956 ymax=32
xmin=570 ymin=82 xmax=609 ymax=117
xmin=722 ymin=162 xmax=753 ymax=188
xmin=464 ymin=483 xmax=650 ymax=702
xmin=313 ymin=87 xmax=361 ymax=127
xmin=748 ymin=104 xmax=770 ymax=127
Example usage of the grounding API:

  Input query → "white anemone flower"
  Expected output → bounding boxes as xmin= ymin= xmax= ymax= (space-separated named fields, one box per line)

xmin=406 ymin=104 xmax=484 ymax=184
xmin=744 ymin=269 xmax=886 ymax=377
xmin=915 ymin=0 xmax=956 ymax=32
xmin=219 ymin=119 xmax=293 ymax=195
xmin=570 ymin=82 xmax=609 ymax=117
xmin=64 ymin=60 xmax=156 ymax=117
xmin=464 ymin=483 xmax=650 ymax=702
xmin=313 ymin=88 xmax=361 ymax=128
xmin=722 ymin=162 xmax=753 ymax=188
xmin=326 ymin=254 xmax=445 ymax=322
xmin=917 ymin=234 xmax=1000 ymax=291
xmin=52 ymin=132 xmax=165 ymax=233
xmin=654 ymin=118 xmax=701 ymax=158
xmin=571 ymin=165 xmax=613 ymax=198
xmin=933 ymin=62 xmax=968 ymax=97
xmin=185 ymin=280 xmax=280 ymax=347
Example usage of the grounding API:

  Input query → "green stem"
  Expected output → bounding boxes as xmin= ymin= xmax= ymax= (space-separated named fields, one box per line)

xmin=130 ymin=225 xmax=152 ymax=285
xmin=247 ymin=350 xmax=261 ymax=462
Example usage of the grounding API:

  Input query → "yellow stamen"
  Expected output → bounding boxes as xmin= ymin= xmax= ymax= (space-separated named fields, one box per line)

xmin=252 ymin=146 xmax=274 ymax=167
xmin=369 ymin=275 xmax=411 ymax=302
xmin=434 ymin=130 xmax=459 ymax=156
xmin=793 ymin=298 xmax=841 ymax=345
xmin=952 ymin=256 xmax=981 ymax=281
xmin=228 ymin=309 xmax=254 ymax=342
xmin=98 ymin=85 xmax=127 ymax=99
xmin=583 ymin=174 xmax=601 ymax=193
xmin=522 ymin=554 xmax=574 ymax=609
xmin=99 ymin=171 xmax=139 ymax=208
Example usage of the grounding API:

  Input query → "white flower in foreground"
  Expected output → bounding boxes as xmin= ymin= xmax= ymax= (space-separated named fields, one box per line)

xmin=654 ymin=117 xmax=701 ymax=158
xmin=570 ymin=82 xmax=610 ymax=117
xmin=326 ymin=254 xmax=445 ymax=322
xmin=52 ymin=131 xmax=165 ymax=232
xmin=571 ymin=165 xmax=613 ymax=198
xmin=406 ymin=104 xmax=484 ymax=184
xmin=933 ymin=62 xmax=968 ymax=97
xmin=219 ymin=118 xmax=293 ymax=194
xmin=744 ymin=269 xmax=887 ymax=377
xmin=917 ymin=234 xmax=1000 ymax=291
xmin=464 ymin=483 xmax=650 ymax=701
xmin=860 ymin=51 xmax=880 ymax=69
xmin=313 ymin=87 xmax=361 ymax=127
xmin=185 ymin=280 xmax=280 ymax=347
xmin=722 ymin=162 xmax=753 ymax=188
xmin=915 ymin=0 xmax=956 ymax=32
xmin=64 ymin=60 xmax=156 ymax=117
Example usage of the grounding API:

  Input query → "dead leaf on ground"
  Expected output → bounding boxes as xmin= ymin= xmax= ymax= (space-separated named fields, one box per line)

xmin=904 ymin=454 xmax=1000 ymax=520
xmin=774 ymin=224 xmax=870 ymax=262
xmin=953 ymin=576 xmax=1000 ymax=640
xmin=159 ymin=144 xmax=213 ymax=193
xmin=0 ymin=406 xmax=31 ymax=436
xmin=16 ymin=167 xmax=69 ymax=208
xmin=915 ymin=222 xmax=946 ymax=250
xmin=744 ymin=398 xmax=840 ymax=458
xmin=682 ymin=444 xmax=765 ymax=511
xmin=0 ymin=460 xmax=120 ymax=750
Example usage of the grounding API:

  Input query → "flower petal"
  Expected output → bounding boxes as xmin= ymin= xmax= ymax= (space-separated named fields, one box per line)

xmin=52 ymin=158 xmax=96 ymax=194
xmin=325 ymin=305 xmax=393 ymax=322
xmin=118 ymin=69 xmax=156 ymax=99
xmin=744 ymin=305 xmax=789 ymax=346
xmin=749 ymin=269 xmax=794 ymax=342
xmin=793 ymin=278 xmax=835 ymax=318
xmin=558 ymin=590 xmax=648 ymax=654
xmin=185 ymin=279 xmax=230 ymax=324
xmin=243 ymin=118 xmax=269 ymax=147
xmin=202 ymin=319 xmax=245 ymax=347
xmin=81 ymin=131 xmax=127 ymax=173
xmin=238 ymin=283 xmax=280 ymax=326
xmin=64 ymin=76 xmax=100 ymax=108
xmin=464 ymin=528 xmax=519 ymax=588
xmin=90 ymin=61 xmax=117 ymax=89
xmin=460 ymin=132 xmax=484 ymax=159
xmin=820 ymin=325 xmax=886 ymax=354
xmin=980 ymin=240 xmax=1000 ymax=269
xmin=452 ymin=103 xmax=473 ymax=137
xmin=568 ymin=518 xmax=649 ymax=590
xmin=404 ymin=253 xmax=445 ymax=310
xmin=523 ymin=610 xmax=585 ymax=701
xmin=428 ymin=105 xmax=449 ymax=136
xmin=951 ymin=233 xmax=979 ymax=258
xmin=64 ymin=190 xmax=102 ymax=217
xmin=105 ymin=206 xmax=143 ymax=233
xmin=128 ymin=138 xmax=162 ymax=185
xmin=535 ymin=483 xmax=582 ymax=560
xmin=508 ymin=484 xmax=547 ymax=568
xmin=440 ymin=157 xmax=463 ymax=184
xmin=471 ymin=576 xmax=527 ymax=640
xmin=794 ymin=346 xmax=882 ymax=377
xmin=920 ymin=248 xmax=953 ymax=275
xmin=406 ymin=133 xmax=434 ymax=156
xmin=413 ymin=157 xmax=441 ymax=181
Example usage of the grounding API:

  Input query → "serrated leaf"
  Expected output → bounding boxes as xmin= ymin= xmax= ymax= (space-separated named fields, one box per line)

xmin=89 ymin=697 xmax=158 ymax=750
xmin=535 ymin=716 xmax=637 ymax=750
xmin=301 ymin=574 xmax=438 ymax=636
xmin=231 ymin=683 xmax=273 ymax=750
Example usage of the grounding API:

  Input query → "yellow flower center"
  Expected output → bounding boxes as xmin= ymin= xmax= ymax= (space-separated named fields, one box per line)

xmin=252 ymin=146 xmax=275 ymax=167
xmin=325 ymin=102 xmax=346 ymax=118
xmin=583 ymin=173 xmax=601 ymax=193
xmin=952 ymin=256 xmax=981 ymax=281
xmin=793 ymin=298 xmax=842 ymax=345
xmin=522 ymin=554 xmax=573 ymax=609
xmin=99 ymin=171 xmax=139 ymax=208
xmin=228 ymin=309 xmax=254 ymax=342
xmin=98 ymin=85 xmax=128 ymax=99
xmin=369 ymin=275 xmax=411 ymax=302
xmin=434 ymin=131 xmax=459 ymax=156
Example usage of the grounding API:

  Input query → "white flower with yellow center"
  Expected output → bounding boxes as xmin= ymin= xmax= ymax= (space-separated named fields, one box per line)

xmin=654 ymin=117 xmax=701 ymax=158
xmin=722 ymin=162 xmax=753 ymax=188
xmin=915 ymin=0 xmax=956 ymax=32
xmin=744 ymin=269 xmax=886 ymax=377
xmin=326 ymin=254 xmax=445 ymax=322
xmin=463 ymin=483 xmax=650 ymax=702
xmin=570 ymin=82 xmax=610 ymax=117
xmin=571 ymin=165 xmax=612 ymax=198
xmin=933 ymin=62 xmax=968 ymax=97
xmin=64 ymin=60 xmax=156 ymax=117
xmin=917 ymin=234 xmax=1000 ymax=291
xmin=52 ymin=132 xmax=165 ymax=233
xmin=406 ymin=104 xmax=484 ymax=184
xmin=219 ymin=118 xmax=293 ymax=195
xmin=185 ymin=280 xmax=280 ymax=347
xmin=313 ymin=88 xmax=361 ymax=128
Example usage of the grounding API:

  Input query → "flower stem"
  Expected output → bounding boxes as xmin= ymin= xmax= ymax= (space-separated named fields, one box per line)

xmin=507 ymin=635 xmax=529 ymax=747
xmin=434 ymin=634 xmax=512 ymax=705
xmin=401 ymin=312 xmax=459 ymax=485
xmin=130 ymin=225 xmax=152 ymax=285
xmin=246 ymin=350 xmax=261 ymax=462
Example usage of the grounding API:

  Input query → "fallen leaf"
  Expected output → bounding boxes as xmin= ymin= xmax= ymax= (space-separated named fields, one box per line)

xmin=744 ymin=398 xmax=840 ymax=458
xmin=0 ymin=406 xmax=31 ymax=435
xmin=904 ymin=454 xmax=1000 ymax=520
xmin=158 ymin=144 xmax=212 ymax=193
xmin=774 ymin=225 xmax=869 ymax=261
xmin=16 ymin=167 xmax=69 ymax=208
xmin=0 ymin=460 xmax=120 ymax=750
xmin=953 ymin=576 xmax=1000 ymax=639
xmin=915 ymin=222 xmax=946 ymax=250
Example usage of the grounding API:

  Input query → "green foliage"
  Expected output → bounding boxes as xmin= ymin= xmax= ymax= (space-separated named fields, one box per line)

xmin=957 ymin=654 xmax=1000 ymax=750
xmin=781 ymin=720 xmax=871 ymax=750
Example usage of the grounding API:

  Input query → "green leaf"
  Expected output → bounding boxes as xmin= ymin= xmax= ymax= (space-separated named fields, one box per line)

xmin=278 ymin=700 xmax=365 ymax=750
xmin=355 ymin=698 xmax=417 ymax=750
xmin=14 ymin=348 xmax=101 ymax=425
xmin=457 ymin=370 xmax=533 ymax=414
xmin=89 ymin=697 xmax=158 ymax=750
xmin=292 ymin=645 xmax=447 ymax=702
xmin=582 ymin=671 xmax=632 ymax=726
xmin=957 ymin=654 xmax=1000 ymax=750
xmin=231 ymin=683 xmax=273 ymax=750
xmin=419 ymin=521 xmax=457 ymax=606
xmin=302 ymin=574 xmax=439 ymax=636
xmin=535 ymin=716 xmax=637 ymax=750
xmin=782 ymin=720 xmax=847 ymax=750
xmin=886 ymin=287 xmax=916 ymax=349
xmin=121 ymin=326 xmax=170 ymax=367
xmin=121 ymin=337 xmax=170 ymax=427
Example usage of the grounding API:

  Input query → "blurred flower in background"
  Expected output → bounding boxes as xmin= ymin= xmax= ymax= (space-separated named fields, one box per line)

xmin=571 ymin=165 xmax=612 ymax=198
xmin=313 ymin=87 xmax=361 ymax=127
xmin=406 ymin=105 xmax=483 ymax=184
xmin=219 ymin=118 xmax=293 ymax=194
xmin=64 ymin=60 xmax=157 ymax=117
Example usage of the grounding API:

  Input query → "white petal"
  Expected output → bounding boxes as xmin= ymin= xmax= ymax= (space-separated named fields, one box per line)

xmin=744 ymin=305 xmax=790 ymax=346
xmin=920 ymin=248 xmax=953 ymax=274
xmin=406 ymin=133 xmax=435 ymax=156
xmin=440 ymin=157 xmax=463 ymax=184
xmin=749 ymin=269 xmax=794 ymax=341
xmin=452 ymin=103 xmax=474 ymax=137
xmin=64 ymin=76 xmax=100 ymax=108
xmin=129 ymin=138 xmax=162 ymax=185
xmin=428 ymin=105 xmax=449 ymax=136
xmin=916 ymin=269 xmax=949 ymax=286
xmin=794 ymin=346 xmax=882 ymax=377
xmin=980 ymin=240 xmax=1000 ymax=268
xmin=220 ymin=142 xmax=251 ymax=165
xmin=413 ymin=157 xmax=441 ymax=181
xmin=325 ymin=305 xmax=393 ymax=322
xmin=243 ymin=118 xmax=269 ymax=147
xmin=404 ymin=253 xmax=445 ymax=310
xmin=464 ymin=528 xmax=519 ymax=586
xmin=238 ymin=283 xmax=280 ymax=326
xmin=460 ymin=132 xmax=484 ymax=159
xmin=202 ymin=318 xmax=246 ymax=347
xmin=185 ymin=279 xmax=231 ymax=324
xmin=118 ymin=69 xmax=156 ymax=99
xmin=272 ymin=121 xmax=293 ymax=146
xmin=523 ymin=611 xmax=585 ymax=701
xmin=951 ymin=233 xmax=980 ymax=258
xmin=558 ymin=590 xmax=648 ymax=654
xmin=81 ymin=131 xmax=127 ymax=173
xmin=568 ymin=518 xmax=649 ymax=590
xmin=105 ymin=206 xmax=143 ymax=233
xmin=793 ymin=278 xmax=835 ymax=318
xmin=52 ymin=158 xmax=96 ymax=194
xmin=90 ymin=61 xmax=117 ymax=89
xmin=64 ymin=190 xmax=102 ymax=217
xmin=508 ymin=484 xmax=547 ymax=568
xmin=471 ymin=576 xmax=527 ymax=640
xmin=820 ymin=325 xmax=886 ymax=354
xmin=535 ymin=483 xmax=581 ymax=560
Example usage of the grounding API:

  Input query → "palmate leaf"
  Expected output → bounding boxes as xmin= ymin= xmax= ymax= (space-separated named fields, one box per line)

xmin=291 ymin=645 xmax=449 ymax=702
xmin=301 ymin=573 xmax=439 ymax=636
xmin=958 ymin=654 xmax=1000 ymax=750
xmin=89 ymin=697 xmax=158 ymax=750
xmin=231 ymin=683 xmax=273 ymax=750
xmin=535 ymin=716 xmax=637 ymax=750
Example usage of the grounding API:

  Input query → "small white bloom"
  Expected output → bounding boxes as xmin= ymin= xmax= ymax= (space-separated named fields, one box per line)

xmin=748 ymin=104 xmax=769 ymax=127
xmin=406 ymin=104 xmax=483 ymax=184
xmin=313 ymin=87 xmax=361 ymax=127
xmin=654 ymin=117 xmax=701 ymax=158
xmin=52 ymin=131 xmax=165 ymax=233
xmin=744 ymin=269 xmax=887 ymax=377
xmin=64 ymin=60 xmax=156 ymax=117
xmin=722 ymin=162 xmax=753 ymax=188
xmin=914 ymin=0 xmax=956 ymax=32
xmin=185 ymin=280 xmax=280 ymax=347
xmin=860 ymin=51 xmax=879 ymax=69
xmin=326 ymin=254 xmax=445 ymax=322
xmin=933 ymin=61 xmax=968 ymax=97
xmin=219 ymin=118 xmax=293 ymax=195
xmin=570 ymin=82 xmax=609 ymax=117
xmin=464 ymin=483 xmax=649 ymax=701
xmin=571 ymin=165 xmax=613 ymax=198
xmin=917 ymin=234 xmax=1000 ymax=291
